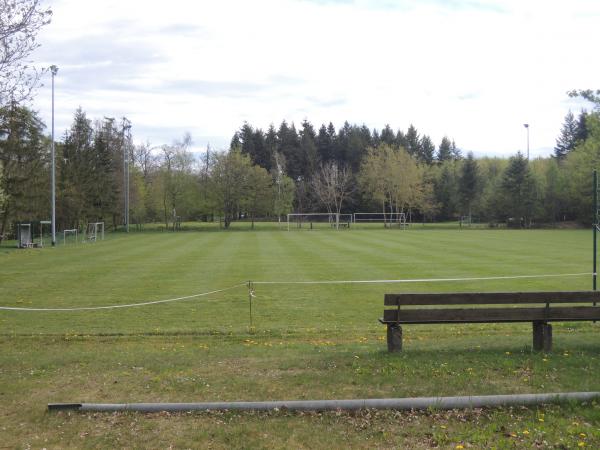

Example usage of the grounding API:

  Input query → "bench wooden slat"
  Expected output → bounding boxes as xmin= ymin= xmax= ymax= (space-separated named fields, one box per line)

xmin=382 ymin=306 xmax=600 ymax=324
xmin=384 ymin=291 xmax=600 ymax=306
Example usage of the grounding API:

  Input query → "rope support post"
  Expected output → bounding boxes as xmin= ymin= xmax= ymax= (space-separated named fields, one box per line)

xmin=247 ymin=280 xmax=255 ymax=332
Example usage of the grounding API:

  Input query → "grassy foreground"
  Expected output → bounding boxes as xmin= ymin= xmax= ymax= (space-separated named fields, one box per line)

xmin=1 ymin=225 xmax=599 ymax=448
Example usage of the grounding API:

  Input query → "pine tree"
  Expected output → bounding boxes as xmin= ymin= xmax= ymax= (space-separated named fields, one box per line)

xmin=0 ymin=103 xmax=48 ymax=239
xmin=380 ymin=124 xmax=395 ymax=146
xmin=336 ymin=121 xmax=351 ymax=163
xmin=458 ymin=152 xmax=479 ymax=217
xmin=395 ymin=129 xmax=408 ymax=149
xmin=59 ymin=107 xmax=94 ymax=228
xmin=405 ymin=124 xmax=421 ymax=157
xmin=437 ymin=136 xmax=453 ymax=162
xmin=371 ymin=128 xmax=380 ymax=147
xmin=91 ymin=118 xmax=120 ymax=227
xmin=346 ymin=124 xmax=370 ymax=172
xmin=278 ymin=121 xmax=301 ymax=180
xmin=299 ymin=120 xmax=318 ymax=178
xmin=554 ymin=110 xmax=578 ymax=160
xmin=575 ymin=110 xmax=589 ymax=144
xmin=434 ymin=162 xmax=458 ymax=220
xmin=265 ymin=124 xmax=278 ymax=170
xmin=419 ymin=135 xmax=435 ymax=165
xmin=450 ymin=140 xmax=462 ymax=159
xmin=316 ymin=124 xmax=333 ymax=162
xmin=238 ymin=123 xmax=256 ymax=161
xmin=230 ymin=132 xmax=241 ymax=150
xmin=500 ymin=152 xmax=537 ymax=227
xmin=252 ymin=128 xmax=270 ymax=171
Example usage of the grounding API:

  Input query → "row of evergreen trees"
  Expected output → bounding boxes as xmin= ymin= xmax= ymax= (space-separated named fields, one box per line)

xmin=231 ymin=121 xmax=460 ymax=181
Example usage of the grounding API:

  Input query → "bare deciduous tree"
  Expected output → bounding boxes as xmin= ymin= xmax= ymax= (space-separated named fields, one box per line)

xmin=0 ymin=0 xmax=52 ymax=105
xmin=311 ymin=161 xmax=352 ymax=229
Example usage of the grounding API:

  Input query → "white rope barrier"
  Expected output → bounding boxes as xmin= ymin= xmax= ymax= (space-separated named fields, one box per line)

xmin=0 ymin=273 xmax=591 ymax=312
xmin=0 ymin=283 xmax=246 ymax=312
xmin=252 ymin=272 xmax=592 ymax=285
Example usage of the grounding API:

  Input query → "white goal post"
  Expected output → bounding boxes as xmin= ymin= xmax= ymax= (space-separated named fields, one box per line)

xmin=287 ymin=213 xmax=353 ymax=231
xmin=17 ymin=223 xmax=32 ymax=248
xmin=85 ymin=222 xmax=105 ymax=242
xmin=63 ymin=229 xmax=78 ymax=245
xmin=353 ymin=212 xmax=407 ymax=228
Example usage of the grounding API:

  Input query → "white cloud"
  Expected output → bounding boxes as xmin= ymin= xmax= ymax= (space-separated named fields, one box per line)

xmin=31 ymin=0 xmax=600 ymax=155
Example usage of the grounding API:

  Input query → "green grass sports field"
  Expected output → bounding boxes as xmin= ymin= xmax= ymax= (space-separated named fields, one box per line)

xmin=1 ymin=226 xmax=599 ymax=448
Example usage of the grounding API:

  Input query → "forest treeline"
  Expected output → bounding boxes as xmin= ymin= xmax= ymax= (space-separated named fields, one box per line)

xmin=1 ymin=94 xmax=599 ymax=239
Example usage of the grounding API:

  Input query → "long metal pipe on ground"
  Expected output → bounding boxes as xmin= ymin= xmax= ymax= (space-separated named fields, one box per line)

xmin=48 ymin=392 xmax=600 ymax=413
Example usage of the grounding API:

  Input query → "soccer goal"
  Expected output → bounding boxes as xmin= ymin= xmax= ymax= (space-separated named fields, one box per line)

xmin=287 ymin=213 xmax=353 ymax=231
xmin=85 ymin=222 xmax=104 ymax=242
xmin=17 ymin=223 xmax=33 ymax=248
xmin=353 ymin=212 xmax=407 ymax=228
xmin=63 ymin=229 xmax=78 ymax=245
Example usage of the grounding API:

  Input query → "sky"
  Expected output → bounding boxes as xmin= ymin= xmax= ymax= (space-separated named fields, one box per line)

xmin=30 ymin=0 xmax=599 ymax=158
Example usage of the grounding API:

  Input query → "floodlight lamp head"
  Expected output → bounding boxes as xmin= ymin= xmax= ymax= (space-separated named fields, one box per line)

xmin=50 ymin=65 xmax=58 ymax=76
xmin=523 ymin=123 xmax=529 ymax=128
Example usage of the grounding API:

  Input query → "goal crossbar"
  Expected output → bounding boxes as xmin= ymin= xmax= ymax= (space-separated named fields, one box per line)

xmin=353 ymin=212 xmax=407 ymax=221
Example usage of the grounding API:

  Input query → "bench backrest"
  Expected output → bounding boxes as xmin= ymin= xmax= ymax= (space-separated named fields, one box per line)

xmin=382 ymin=291 xmax=600 ymax=324
xmin=384 ymin=291 xmax=600 ymax=306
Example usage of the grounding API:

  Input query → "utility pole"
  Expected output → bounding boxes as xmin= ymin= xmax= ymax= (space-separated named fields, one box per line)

xmin=50 ymin=65 xmax=58 ymax=246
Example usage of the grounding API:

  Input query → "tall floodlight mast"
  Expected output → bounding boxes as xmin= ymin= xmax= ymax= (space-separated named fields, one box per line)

xmin=50 ymin=65 xmax=58 ymax=246
xmin=122 ymin=118 xmax=131 ymax=232
xmin=523 ymin=123 xmax=530 ymax=160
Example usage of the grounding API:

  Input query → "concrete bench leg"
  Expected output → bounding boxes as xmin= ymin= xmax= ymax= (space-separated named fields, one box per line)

xmin=533 ymin=322 xmax=552 ymax=352
xmin=387 ymin=324 xmax=402 ymax=352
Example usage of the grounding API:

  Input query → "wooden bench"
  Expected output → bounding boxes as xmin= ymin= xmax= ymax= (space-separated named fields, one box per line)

xmin=380 ymin=291 xmax=600 ymax=352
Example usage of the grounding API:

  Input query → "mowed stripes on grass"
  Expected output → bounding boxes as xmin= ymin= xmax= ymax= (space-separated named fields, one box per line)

xmin=1 ymin=226 xmax=600 ymax=449
xmin=0 ymin=226 xmax=593 ymax=335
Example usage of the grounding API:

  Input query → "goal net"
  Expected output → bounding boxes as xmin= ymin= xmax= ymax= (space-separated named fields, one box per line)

xmin=287 ymin=213 xmax=353 ymax=231
xmin=85 ymin=222 xmax=105 ymax=242
xmin=63 ymin=229 xmax=78 ymax=245
xmin=18 ymin=223 xmax=32 ymax=248
xmin=353 ymin=212 xmax=407 ymax=228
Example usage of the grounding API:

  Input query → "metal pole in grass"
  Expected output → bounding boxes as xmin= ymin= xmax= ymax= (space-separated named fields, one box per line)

xmin=594 ymin=170 xmax=598 ymax=294
xmin=247 ymin=281 xmax=254 ymax=331
xmin=50 ymin=65 xmax=58 ymax=246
